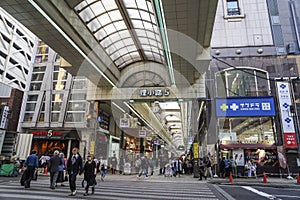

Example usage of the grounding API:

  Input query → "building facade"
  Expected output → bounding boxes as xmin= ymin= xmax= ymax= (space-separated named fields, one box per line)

xmin=0 ymin=8 xmax=36 ymax=159
xmin=205 ymin=0 xmax=300 ymax=176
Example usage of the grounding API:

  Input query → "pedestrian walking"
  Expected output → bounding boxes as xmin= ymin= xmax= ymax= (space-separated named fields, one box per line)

xmin=56 ymin=152 xmax=66 ymax=187
xmin=110 ymin=154 xmax=118 ymax=174
xmin=48 ymin=150 xmax=61 ymax=189
xmin=23 ymin=149 xmax=39 ymax=188
xmin=99 ymin=156 xmax=107 ymax=181
xmin=204 ymin=156 xmax=213 ymax=179
xmin=119 ymin=155 xmax=125 ymax=175
xmin=81 ymin=155 xmax=97 ymax=196
xmin=67 ymin=147 xmax=83 ymax=196
xmin=149 ymin=157 xmax=155 ymax=176
xmin=135 ymin=155 xmax=141 ymax=174
xmin=138 ymin=156 xmax=148 ymax=178
xmin=229 ymin=156 xmax=237 ymax=178
xmin=198 ymin=158 xmax=206 ymax=181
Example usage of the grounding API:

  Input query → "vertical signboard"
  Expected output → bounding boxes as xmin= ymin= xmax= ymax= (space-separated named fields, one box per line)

xmin=193 ymin=143 xmax=199 ymax=158
xmin=276 ymin=82 xmax=298 ymax=148
xmin=0 ymin=106 xmax=9 ymax=129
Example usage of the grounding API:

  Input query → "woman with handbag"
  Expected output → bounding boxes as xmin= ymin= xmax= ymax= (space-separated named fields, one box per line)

xmin=81 ymin=155 xmax=97 ymax=196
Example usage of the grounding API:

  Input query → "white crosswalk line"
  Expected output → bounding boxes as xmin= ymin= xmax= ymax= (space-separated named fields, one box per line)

xmin=0 ymin=178 xmax=221 ymax=199
xmin=242 ymin=186 xmax=276 ymax=199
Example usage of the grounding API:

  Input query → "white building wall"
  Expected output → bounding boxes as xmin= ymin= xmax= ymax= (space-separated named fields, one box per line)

xmin=211 ymin=0 xmax=273 ymax=48
xmin=0 ymin=7 xmax=36 ymax=91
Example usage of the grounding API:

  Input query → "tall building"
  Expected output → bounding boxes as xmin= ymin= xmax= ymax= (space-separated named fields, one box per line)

xmin=17 ymin=41 xmax=89 ymax=160
xmin=0 ymin=8 xmax=36 ymax=158
xmin=206 ymin=0 xmax=300 ymax=176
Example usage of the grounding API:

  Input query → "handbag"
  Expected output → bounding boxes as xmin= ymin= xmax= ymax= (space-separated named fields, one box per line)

xmin=64 ymin=175 xmax=68 ymax=181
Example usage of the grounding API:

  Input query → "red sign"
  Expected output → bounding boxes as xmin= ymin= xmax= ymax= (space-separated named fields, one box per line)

xmin=32 ymin=131 xmax=63 ymax=137
xmin=284 ymin=133 xmax=298 ymax=148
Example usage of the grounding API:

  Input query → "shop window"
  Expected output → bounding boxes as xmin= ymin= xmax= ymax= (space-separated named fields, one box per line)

xmin=218 ymin=117 xmax=275 ymax=145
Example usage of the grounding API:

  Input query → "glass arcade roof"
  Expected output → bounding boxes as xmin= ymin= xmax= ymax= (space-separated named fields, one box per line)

xmin=75 ymin=0 xmax=165 ymax=69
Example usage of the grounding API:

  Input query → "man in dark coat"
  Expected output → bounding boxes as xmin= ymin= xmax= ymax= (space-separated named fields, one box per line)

xmin=67 ymin=147 xmax=83 ymax=196
xmin=48 ymin=150 xmax=61 ymax=189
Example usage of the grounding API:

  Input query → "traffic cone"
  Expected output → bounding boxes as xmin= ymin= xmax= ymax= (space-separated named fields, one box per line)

xmin=263 ymin=172 xmax=267 ymax=183
xmin=44 ymin=165 xmax=48 ymax=174
xmin=297 ymin=173 xmax=300 ymax=185
xmin=229 ymin=171 xmax=233 ymax=183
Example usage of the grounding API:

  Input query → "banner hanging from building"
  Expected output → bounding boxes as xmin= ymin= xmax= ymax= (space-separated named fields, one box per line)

xmin=276 ymin=81 xmax=298 ymax=149
xmin=215 ymin=97 xmax=276 ymax=117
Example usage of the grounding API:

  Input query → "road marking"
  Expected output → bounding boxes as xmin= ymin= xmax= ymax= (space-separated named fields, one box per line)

xmin=276 ymin=195 xmax=300 ymax=199
xmin=242 ymin=186 xmax=276 ymax=199
xmin=213 ymin=185 xmax=236 ymax=200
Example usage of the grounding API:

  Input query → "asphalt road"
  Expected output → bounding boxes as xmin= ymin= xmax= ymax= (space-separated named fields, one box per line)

xmin=219 ymin=185 xmax=300 ymax=200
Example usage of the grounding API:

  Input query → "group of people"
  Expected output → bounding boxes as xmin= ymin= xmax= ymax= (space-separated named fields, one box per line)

xmin=22 ymin=148 xmax=108 ymax=196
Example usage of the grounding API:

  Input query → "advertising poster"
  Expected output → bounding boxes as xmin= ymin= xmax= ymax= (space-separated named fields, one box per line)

xmin=232 ymin=149 xmax=244 ymax=166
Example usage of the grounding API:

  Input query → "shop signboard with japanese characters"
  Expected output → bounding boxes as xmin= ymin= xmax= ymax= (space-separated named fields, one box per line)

xmin=276 ymin=82 xmax=298 ymax=149
xmin=216 ymin=97 xmax=275 ymax=117
xmin=139 ymin=88 xmax=170 ymax=97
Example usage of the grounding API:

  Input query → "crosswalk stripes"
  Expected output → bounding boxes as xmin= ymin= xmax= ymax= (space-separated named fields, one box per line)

xmin=0 ymin=177 xmax=221 ymax=200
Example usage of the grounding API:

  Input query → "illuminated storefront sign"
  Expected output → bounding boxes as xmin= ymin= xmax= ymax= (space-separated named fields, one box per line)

xmin=216 ymin=97 xmax=276 ymax=117
xmin=139 ymin=88 xmax=170 ymax=97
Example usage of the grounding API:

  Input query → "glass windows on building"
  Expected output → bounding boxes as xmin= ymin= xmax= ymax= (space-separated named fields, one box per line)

xmin=215 ymin=68 xmax=270 ymax=97
xmin=35 ymin=41 xmax=49 ymax=63
xmin=65 ymin=77 xmax=87 ymax=123
xmin=24 ymin=95 xmax=38 ymax=122
xmin=216 ymin=67 xmax=275 ymax=145
xmin=51 ymin=93 xmax=63 ymax=122
xmin=226 ymin=0 xmax=240 ymax=16
xmin=218 ymin=117 xmax=275 ymax=145
xmin=222 ymin=0 xmax=244 ymax=19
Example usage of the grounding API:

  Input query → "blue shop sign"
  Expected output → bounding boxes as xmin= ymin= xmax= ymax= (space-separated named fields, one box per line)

xmin=216 ymin=97 xmax=276 ymax=117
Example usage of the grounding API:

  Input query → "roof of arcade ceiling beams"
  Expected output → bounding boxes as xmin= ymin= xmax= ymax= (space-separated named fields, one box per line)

xmin=0 ymin=0 xmax=217 ymax=88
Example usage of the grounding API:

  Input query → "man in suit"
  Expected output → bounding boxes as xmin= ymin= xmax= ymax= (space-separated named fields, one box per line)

xmin=48 ymin=150 xmax=61 ymax=189
xmin=67 ymin=147 xmax=83 ymax=196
